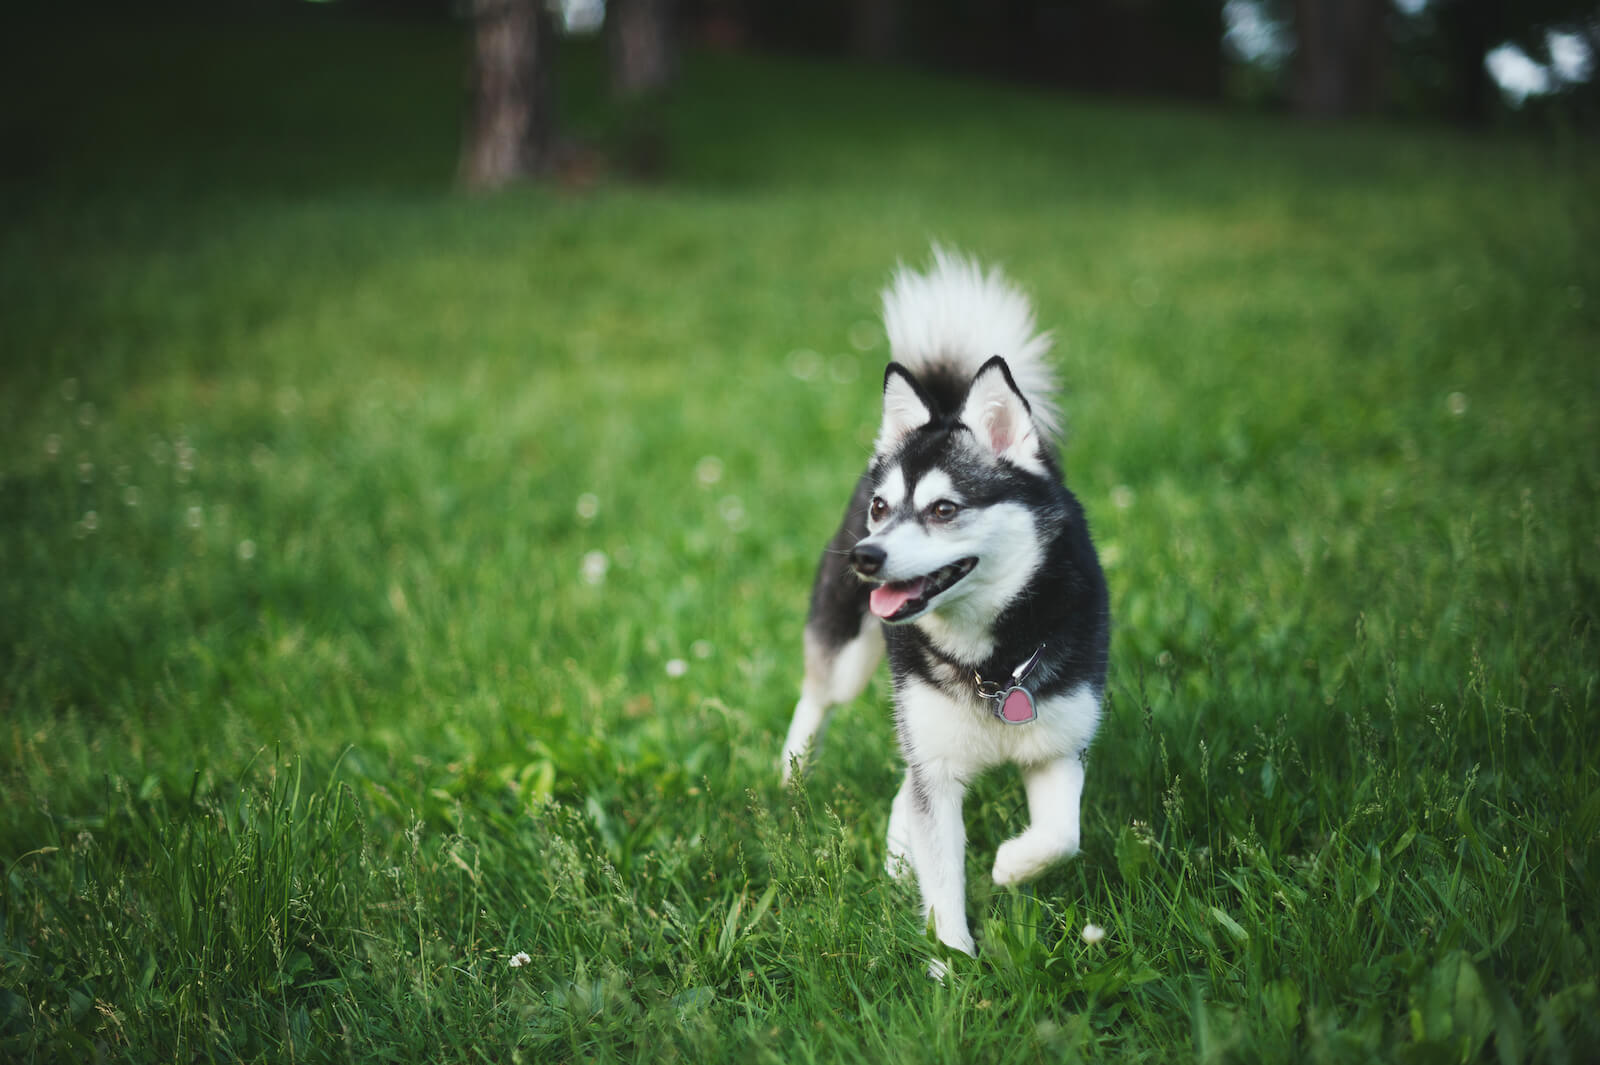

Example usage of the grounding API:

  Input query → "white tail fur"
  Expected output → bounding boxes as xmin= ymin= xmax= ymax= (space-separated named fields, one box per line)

xmin=880 ymin=246 xmax=1059 ymax=441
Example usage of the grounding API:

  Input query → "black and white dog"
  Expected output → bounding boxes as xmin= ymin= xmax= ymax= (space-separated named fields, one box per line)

xmin=780 ymin=249 xmax=1110 ymax=966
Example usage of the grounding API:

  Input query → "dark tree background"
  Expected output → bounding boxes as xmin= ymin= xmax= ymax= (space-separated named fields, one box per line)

xmin=455 ymin=0 xmax=1597 ymax=188
xmin=1278 ymin=0 xmax=1597 ymax=123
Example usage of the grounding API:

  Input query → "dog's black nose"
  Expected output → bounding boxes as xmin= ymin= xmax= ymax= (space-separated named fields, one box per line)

xmin=850 ymin=543 xmax=886 ymax=576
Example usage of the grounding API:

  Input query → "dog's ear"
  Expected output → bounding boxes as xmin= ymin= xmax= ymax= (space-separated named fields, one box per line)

xmin=875 ymin=362 xmax=933 ymax=454
xmin=959 ymin=356 xmax=1044 ymax=470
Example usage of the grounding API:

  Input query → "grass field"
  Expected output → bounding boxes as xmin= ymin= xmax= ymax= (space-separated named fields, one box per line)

xmin=2 ymin=11 xmax=1598 ymax=1062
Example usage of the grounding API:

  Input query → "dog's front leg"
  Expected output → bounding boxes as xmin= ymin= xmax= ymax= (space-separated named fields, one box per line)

xmin=992 ymin=753 xmax=1084 ymax=886
xmin=907 ymin=765 xmax=975 ymax=962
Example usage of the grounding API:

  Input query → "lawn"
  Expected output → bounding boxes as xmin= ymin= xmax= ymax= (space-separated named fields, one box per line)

xmin=2 ymin=10 xmax=1597 ymax=1063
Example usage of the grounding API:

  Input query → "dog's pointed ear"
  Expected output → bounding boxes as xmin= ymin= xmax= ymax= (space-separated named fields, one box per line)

xmin=959 ymin=356 xmax=1043 ymax=469
xmin=875 ymin=362 xmax=933 ymax=455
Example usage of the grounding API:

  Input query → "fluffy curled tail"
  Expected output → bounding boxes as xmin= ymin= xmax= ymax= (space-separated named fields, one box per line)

xmin=880 ymin=246 xmax=1060 ymax=441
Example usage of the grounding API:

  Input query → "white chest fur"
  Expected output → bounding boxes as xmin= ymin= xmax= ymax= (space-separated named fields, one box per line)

xmin=894 ymin=674 xmax=1101 ymax=779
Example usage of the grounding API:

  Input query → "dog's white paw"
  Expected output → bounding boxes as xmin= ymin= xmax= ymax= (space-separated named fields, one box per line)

xmin=925 ymin=932 xmax=976 ymax=982
xmin=991 ymin=838 xmax=1043 ymax=886
xmin=992 ymin=833 xmax=1078 ymax=887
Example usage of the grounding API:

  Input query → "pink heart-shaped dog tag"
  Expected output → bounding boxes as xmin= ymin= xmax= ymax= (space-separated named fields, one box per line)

xmin=999 ymin=687 xmax=1036 ymax=724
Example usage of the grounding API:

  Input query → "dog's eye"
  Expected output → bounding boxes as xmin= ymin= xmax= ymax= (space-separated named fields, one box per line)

xmin=929 ymin=500 xmax=961 ymax=522
xmin=869 ymin=497 xmax=889 ymax=522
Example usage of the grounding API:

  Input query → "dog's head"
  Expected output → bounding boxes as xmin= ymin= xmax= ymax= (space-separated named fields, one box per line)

xmin=850 ymin=357 xmax=1054 ymax=627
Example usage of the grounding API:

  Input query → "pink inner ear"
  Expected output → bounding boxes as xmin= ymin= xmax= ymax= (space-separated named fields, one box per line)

xmin=984 ymin=402 xmax=1014 ymax=453
xmin=964 ymin=374 xmax=1035 ymax=461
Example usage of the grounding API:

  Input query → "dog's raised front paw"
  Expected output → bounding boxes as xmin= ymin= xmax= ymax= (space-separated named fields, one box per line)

xmin=992 ymin=832 xmax=1078 ymax=886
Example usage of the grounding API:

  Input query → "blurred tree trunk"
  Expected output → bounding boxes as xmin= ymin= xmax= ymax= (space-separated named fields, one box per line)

xmin=1292 ymin=0 xmax=1388 ymax=116
xmin=611 ymin=0 xmax=676 ymax=177
xmin=613 ymin=0 xmax=676 ymax=95
xmin=459 ymin=0 xmax=556 ymax=190
xmin=852 ymin=0 xmax=901 ymax=61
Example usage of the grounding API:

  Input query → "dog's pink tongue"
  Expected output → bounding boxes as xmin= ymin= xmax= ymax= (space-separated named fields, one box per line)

xmin=869 ymin=579 xmax=924 ymax=619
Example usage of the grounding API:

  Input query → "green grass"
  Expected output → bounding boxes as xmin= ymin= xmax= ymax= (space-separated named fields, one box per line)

xmin=3 ymin=10 xmax=1598 ymax=1062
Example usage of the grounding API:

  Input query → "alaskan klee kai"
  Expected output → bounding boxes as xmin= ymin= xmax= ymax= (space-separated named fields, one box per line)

xmin=780 ymin=249 xmax=1110 ymax=969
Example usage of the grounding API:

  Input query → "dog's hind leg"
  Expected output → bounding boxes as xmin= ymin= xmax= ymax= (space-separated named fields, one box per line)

xmin=780 ymin=475 xmax=880 ymax=782
xmin=884 ymin=770 xmax=917 ymax=879
xmin=780 ymin=614 xmax=883 ymax=782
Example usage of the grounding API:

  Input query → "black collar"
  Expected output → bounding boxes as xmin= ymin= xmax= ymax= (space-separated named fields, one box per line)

xmin=914 ymin=640 xmax=1046 ymax=724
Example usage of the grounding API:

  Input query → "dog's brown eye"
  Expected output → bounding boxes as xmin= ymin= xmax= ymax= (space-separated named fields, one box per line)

xmin=869 ymin=497 xmax=889 ymax=522
xmin=930 ymin=500 xmax=960 ymax=522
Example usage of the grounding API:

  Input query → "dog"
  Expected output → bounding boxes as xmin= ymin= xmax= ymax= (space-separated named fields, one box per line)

xmin=779 ymin=249 xmax=1110 ymax=967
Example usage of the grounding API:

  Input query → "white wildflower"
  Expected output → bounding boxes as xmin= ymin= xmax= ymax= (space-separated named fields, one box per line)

xmin=848 ymin=320 xmax=880 ymax=351
xmin=1081 ymin=923 xmax=1106 ymax=945
xmin=787 ymin=349 xmax=823 ymax=381
xmin=695 ymin=456 xmax=724 ymax=486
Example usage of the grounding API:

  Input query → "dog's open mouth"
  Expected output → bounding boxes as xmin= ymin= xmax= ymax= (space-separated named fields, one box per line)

xmin=867 ymin=558 xmax=978 ymax=622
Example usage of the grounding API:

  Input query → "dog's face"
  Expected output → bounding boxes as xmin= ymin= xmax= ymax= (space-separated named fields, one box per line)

xmin=851 ymin=358 xmax=1052 ymax=627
